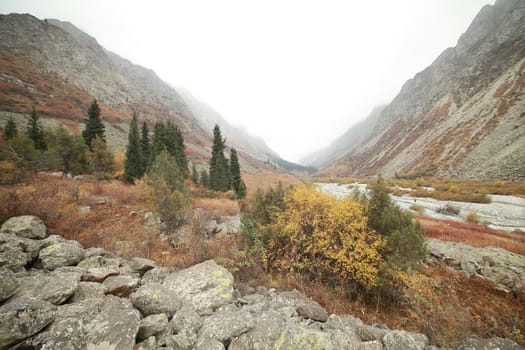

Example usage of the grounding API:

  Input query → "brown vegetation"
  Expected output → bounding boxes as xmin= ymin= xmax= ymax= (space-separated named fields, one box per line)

xmin=421 ymin=217 xmax=525 ymax=255
xmin=1 ymin=174 xmax=524 ymax=347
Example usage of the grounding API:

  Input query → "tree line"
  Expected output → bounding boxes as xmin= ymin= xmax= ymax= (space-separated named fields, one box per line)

xmin=124 ymin=116 xmax=246 ymax=198
xmin=1 ymin=100 xmax=113 ymax=182
xmin=2 ymin=99 xmax=246 ymax=200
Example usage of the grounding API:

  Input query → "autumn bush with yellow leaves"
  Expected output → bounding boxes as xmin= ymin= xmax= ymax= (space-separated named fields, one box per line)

xmin=268 ymin=186 xmax=384 ymax=289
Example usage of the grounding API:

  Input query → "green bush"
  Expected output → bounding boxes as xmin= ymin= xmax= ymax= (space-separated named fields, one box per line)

xmin=146 ymin=150 xmax=191 ymax=230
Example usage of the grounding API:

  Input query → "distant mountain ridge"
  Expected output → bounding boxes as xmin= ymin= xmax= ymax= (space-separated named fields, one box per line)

xmin=0 ymin=13 xmax=294 ymax=173
xmin=306 ymin=0 xmax=525 ymax=181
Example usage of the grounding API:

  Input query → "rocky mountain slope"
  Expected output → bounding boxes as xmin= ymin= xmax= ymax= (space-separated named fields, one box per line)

xmin=177 ymin=88 xmax=315 ymax=173
xmin=300 ymin=105 xmax=386 ymax=169
xmin=1 ymin=215 xmax=522 ymax=350
xmin=308 ymin=0 xmax=525 ymax=181
xmin=0 ymin=13 xmax=286 ymax=172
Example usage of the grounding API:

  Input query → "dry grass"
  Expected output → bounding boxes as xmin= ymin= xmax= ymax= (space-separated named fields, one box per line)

xmin=420 ymin=217 xmax=525 ymax=255
xmin=193 ymin=197 xmax=240 ymax=216
xmin=242 ymin=171 xmax=304 ymax=198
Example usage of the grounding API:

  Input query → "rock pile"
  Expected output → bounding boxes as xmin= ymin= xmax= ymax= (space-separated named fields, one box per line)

xmin=426 ymin=238 xmax=525 ymax=295
xmin=0 ymin=215 xmax=522 ymax=350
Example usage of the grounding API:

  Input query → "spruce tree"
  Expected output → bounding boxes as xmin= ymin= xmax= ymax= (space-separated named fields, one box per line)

xmin=191 ymin=163 xmax=199 ymax=184
xmin=124 ymin=114 xmax=143 ymax=182
xmin=200 ymin=169 xmax=209 ymax=187
xmin=209 ymin=125 xmax=230 ymax=191
xmin=229 ymin=148 xmax=246 ymax=198
xmin=150 ymin=121 xmax=166 ymax=163
xmin=26 ymin=105 xmax=46 ymax=150
xmin=82 ymin=99 xmax=105 ymax=150
xmin=5 ymin=117 xmax=17 ymax=140
xmin=140 ymin=121 xmax=150 ymax=169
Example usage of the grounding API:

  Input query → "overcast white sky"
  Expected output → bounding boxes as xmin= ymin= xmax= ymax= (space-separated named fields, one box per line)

xmin=1 ymin=0 xmax=494 ymax=162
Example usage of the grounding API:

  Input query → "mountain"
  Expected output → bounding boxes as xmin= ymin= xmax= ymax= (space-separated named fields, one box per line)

xmin=300 ymin=105 xmax=386 ymax=169
xmin=0 ymin=13 xmax=287 ymax=173
xmin=178 ymin=88 xmax=316 ymax=174
xmin=309 ymin=0 xmax=525 ymax=181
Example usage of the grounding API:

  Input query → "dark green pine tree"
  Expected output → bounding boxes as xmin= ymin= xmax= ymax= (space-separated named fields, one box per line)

xmin=5 ymin=117 xmax=17 ymax=140
xmin=140 ymin=121 xmax=150 ymax=169
xmin=124 ymin=114 xmax=144 ymax=183
xmin=82 ymin=99 xmax=105 ymax=150
xmin=26 ymin=105 xmax=46 ymax=150
xmin=209 ymin=125 xmax=230 ymax=191
xmin=191 ymin=163 xmax=199 ymax=184
xmin=200 ymin=169 xmax=209 ymax=187
xmin=150 ymin=121 xmax=166 ymax=164
xmin=229 ymin=148 xmax=246 ymax=198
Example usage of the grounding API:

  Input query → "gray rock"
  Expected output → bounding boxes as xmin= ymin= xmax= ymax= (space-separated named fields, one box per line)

xmin=144 ymin=212 xmax=161 ymax=226
xmin=383 ymin=330 xmax=429 ymax=350
xmin=426 ymin=238 xmax=525 ymax=294
xmin=273 ymin=323 xmax=335 ymax=350
xmin=0 ymin=298 xmax=56 ymax=349
xmin=0 ymin=234 xmax=35 ymax=272
xmin=199 ymin=308 xmax=255 ymax=342
xmin=164 ymin=305 xmax=202 ymax=350
xmin=195 ymin=337 xmax=225 ymax=350
xmin=0 ymin=215 xmax=46 ymax=239
xmin=0 ymin=232 xmax=47 ymax=260
xmin=458 ymin=334 xmax=523 ymax=350
xmin=85 ymin=295 xmax=141 ymax=350
xmin=70 ymin=281 xmax=107 ymax=302
xmin=82 ymin=267 xmax=120 ymax=282
xmin=228 ymin=310 xmax=284 ymax=350
xmin=138 ymin=313 xmax=169 ymax=341
xmin=137 ymin=336 xmax=157 ymax=350
xmin=142 ymin=266 xmax=170 ymax=284
xmin=14 ymin=270 xmax=81 ymax=305
xmin=0 ymin=268 xmax=18 ymax=301
xmin=103 ymin=275 xmax=140 ymax=297
xmin=357 ymin=325 xmax=389 ymax=341
xmin=38 ymin=239 xmax=85 ymax=270
xmin=359 ymin=340 xmax=384 ymax=350
xmin=131 ymin=282 xmax=182 ymax=317
xmin=163 ymin=260 xmax=234 ymax=314
xmin=296 ymin=302 xmax=329 ymax=322
xmin=129 ymin=257 xmax=157 ymax=276
xmin=14 ymin=299 xmax=104 ymax=349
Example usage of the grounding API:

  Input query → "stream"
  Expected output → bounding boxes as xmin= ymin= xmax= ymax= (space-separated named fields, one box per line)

xmin=315 ymin=183 xmax=525 ymax=232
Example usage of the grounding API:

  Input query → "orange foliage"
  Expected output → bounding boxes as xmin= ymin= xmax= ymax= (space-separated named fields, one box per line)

xmin=192 ymin=197 xmax=240 ymax=216
xmin=421 ymin=217 xmax=525 ymax=255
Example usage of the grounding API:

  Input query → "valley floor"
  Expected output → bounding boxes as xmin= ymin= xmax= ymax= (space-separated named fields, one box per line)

xmin=0 ymin=174 xmax=524 ymax=347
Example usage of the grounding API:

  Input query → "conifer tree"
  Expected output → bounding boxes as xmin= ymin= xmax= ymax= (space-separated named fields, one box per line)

xmin=140 ymin=121 xmax=150 ymax=169
xmin=124 ymin=114 xmax=143 ymax=182
xmin=191 ymin=163 xmax=199 ymax=184
xmin=200 ymin=169 xmax=209 ymax=187
xmin=230 ymin=148 xmax=246 ymax=198
xmin=209 ymin=125 xmax=230 ymax=191
xmin=5 ymin=117 xmax=17 ymax=140
xmin=26 ymin=105 xmax=46 ymax=150
xmin=82 ymin=99 xmax=105 ymax=150
xmin=150 ymin=121 xmax=165 ymax=163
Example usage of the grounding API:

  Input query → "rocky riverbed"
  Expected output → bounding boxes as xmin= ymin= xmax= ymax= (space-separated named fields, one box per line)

xmin=0 ymin=215 xmax=523 ymax=350
xmin=315 ymin=183 xmax=525 ymax=232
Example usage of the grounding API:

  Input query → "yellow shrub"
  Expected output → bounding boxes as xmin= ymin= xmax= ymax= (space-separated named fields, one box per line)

xmin=271 ymin=186 xmax=384 ymax=289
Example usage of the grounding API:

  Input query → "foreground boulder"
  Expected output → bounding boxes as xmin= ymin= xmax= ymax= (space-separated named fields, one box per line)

xmin=0 ymin=298 xmax=56 ymax=349
xmin=163 ymin=259 xmax=234 ymax=314
xmin=0 ymin=215 xmax=47 ymax=239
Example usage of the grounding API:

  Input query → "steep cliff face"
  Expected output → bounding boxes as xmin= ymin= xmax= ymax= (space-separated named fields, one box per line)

xmin=0 ymin=14 xmax=282 ymax=171
xmin=315 ymin=0 xmax=525 ymax=181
